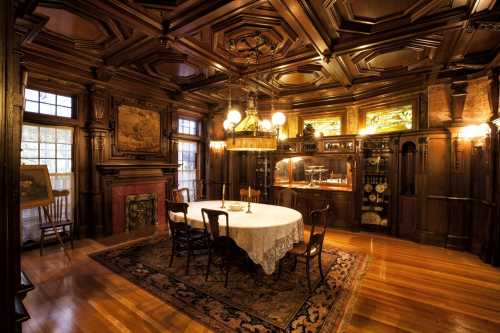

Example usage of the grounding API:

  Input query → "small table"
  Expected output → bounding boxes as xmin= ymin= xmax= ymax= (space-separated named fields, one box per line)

xmin=172 ymin=200 xmax=304 ymax=275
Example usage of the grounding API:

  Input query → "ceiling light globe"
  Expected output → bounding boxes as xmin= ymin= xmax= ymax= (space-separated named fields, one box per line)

xmin=272 ymin=112 xmax=286 ymax=126
xmin=260 ymin=119 xmax=272 ymax=131
xmin=227 ymin=110 xmax=242 ymax=125
xmin=223 ymin=119 xmax=232 ymax=130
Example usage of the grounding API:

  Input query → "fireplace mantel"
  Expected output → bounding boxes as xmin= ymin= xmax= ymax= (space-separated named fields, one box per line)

xmin=97 ymin=162 xmax=179 ymax=177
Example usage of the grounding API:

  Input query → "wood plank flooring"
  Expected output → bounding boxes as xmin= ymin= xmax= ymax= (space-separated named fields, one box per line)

xmin=21 ymin=225 xmax=500 ymax=333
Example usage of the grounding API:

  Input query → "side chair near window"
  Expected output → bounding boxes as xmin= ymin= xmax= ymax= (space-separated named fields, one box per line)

xmin=277 ymin=188 xmax=298 ymax=209
xmin=287 ymin=205 xmax=330 ymax=292
xmin=202 ymin=208 xmax=248 ymax=288
xmin=166 ymin=201 xmax=209 ymax=274
xmin=172 ymin=188 xmax=190 ymax=203
xmin=38 ymin=189 xmax=74 ymax=255
xmin=239 ymin=187 xmax=261 ymax=203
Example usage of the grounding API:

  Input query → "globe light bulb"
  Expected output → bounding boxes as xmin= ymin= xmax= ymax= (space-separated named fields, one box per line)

xmin=272 ymin=112 xmax=286 ymax=126
xmin=260 ymin=119 xmax=272 ymax=131
xmin=223 ymin=119 xmax=232 ymax=131
xmin=227 ymin=110 xmax=242 ymax=125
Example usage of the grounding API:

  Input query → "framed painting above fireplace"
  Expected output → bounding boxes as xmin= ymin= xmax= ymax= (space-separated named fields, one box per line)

xmin=116 ymin=105 xmax=162 ymax=154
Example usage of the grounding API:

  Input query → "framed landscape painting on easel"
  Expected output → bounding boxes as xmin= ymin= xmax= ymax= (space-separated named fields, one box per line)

xmin=20 ymin=165 xmax=53 ymax=209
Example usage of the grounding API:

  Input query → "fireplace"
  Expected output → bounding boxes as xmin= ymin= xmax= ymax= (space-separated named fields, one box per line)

xmin=97 ymin=162 xmax=178 ymax=235
xmin=125 ymin=193 xmax=158 ymax=232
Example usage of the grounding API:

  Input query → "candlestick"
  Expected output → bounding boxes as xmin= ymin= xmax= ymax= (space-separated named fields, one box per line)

xmin=221 ymin=184 xmax=226 ymax=208
xmin=246 ymin=185 xmax=252 ymax=213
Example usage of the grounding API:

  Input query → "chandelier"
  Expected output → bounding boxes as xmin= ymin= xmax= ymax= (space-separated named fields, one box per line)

xmin=223 ymin=34 xmax=286 ymax=151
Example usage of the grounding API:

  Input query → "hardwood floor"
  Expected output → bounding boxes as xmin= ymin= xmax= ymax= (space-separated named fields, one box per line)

xmin=22 ymin=225 xmax=500 ymax=333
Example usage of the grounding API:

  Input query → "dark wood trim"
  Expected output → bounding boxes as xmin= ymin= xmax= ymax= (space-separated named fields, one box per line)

xmin=1 ymin=0 xmax=23 ymax=330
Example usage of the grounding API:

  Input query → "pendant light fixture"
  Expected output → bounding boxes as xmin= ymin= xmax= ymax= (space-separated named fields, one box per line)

xmin=223 ymin=36 xmax=286 ymax=151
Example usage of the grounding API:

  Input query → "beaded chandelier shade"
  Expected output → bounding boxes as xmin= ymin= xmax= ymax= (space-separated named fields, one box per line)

xmin=226 ymin=95 xmax=277 ymax=151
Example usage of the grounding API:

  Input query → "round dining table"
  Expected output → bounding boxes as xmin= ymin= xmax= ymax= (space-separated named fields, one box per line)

xmin=171 ymin=200 xmax=304 ymax=275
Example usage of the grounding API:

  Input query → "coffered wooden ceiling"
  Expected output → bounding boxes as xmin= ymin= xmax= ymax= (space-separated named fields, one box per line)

xmin=14 ymin=0 xmax=500 ymax=112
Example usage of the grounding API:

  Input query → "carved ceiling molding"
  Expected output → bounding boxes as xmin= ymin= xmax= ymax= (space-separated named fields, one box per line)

xmin=14 ymin=0 xmax=500 ymax=113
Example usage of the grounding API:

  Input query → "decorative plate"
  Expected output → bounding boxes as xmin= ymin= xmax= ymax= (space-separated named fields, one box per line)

xmin=369 ymin=194 xmax=377 ymax=202
xmin=364 ymin=184 xmax=373 ymax=192
xmin=375 ymin=184 xmax=385 ymax=193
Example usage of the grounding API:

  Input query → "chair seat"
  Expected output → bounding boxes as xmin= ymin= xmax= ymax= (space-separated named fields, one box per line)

xmin=40 ymin=220 xmax=72 ymax=229
xmin=176 ymin=228 xmax=208 ymax=240
xmin=289 ymin=241 xmax=319 ymax=257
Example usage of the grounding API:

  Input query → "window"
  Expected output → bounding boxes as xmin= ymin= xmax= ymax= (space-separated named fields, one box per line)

xmin=178 ymin=118 xmax=198 ymax=136
xmin=24 ymin=88 xmax=73 ymax=118
xmin=20 ymin=124 xmax=74 ymax=243
xmin=178 ymin=140 xmax=198 ymax=201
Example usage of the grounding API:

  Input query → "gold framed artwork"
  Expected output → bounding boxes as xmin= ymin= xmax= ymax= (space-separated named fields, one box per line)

xmin=302 ymin=116 xmax=342 ymax=137
xmin=116 ymin=105 xmax=161 ymax=154
xmin=20 ymin=165 xmax=54 ymax=209
xmin=364 ymin=104 xmax=413 ymax=134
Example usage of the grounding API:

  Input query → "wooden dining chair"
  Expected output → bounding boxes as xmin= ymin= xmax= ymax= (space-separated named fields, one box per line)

xmin=239 ymin=187 xmax=261 ymax=203
xmin=278 ymin=188 xmax=298 ymax=209
xmin=38 ymin=189 xmax=74 ymax=256
xmin=287 ymin=204 xmax=330 ymax=292
xmin=196 ymin=179 xmax=205 ymax=201
xmin=165 ymin=200 xmax=209 ymax=274
xmin=172 ymin=188 xmax=190 ymax=203
xmin=202 ymin=208 xmax=247 ymax=287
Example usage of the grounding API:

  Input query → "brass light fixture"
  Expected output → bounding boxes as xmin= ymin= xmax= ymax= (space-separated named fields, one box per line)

xmin=223 ymin=36 xmax=285 ymax=151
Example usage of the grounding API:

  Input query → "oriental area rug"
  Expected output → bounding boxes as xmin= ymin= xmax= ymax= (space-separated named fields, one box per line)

xmin=90 ymin=235 xmax=369 ymax=333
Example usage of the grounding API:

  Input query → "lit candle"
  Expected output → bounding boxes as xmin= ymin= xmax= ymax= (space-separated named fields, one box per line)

xmin=248 ymin=185 xmax=251 ymax=201
xmin=222 ymin=184 xmax=225 ymax=199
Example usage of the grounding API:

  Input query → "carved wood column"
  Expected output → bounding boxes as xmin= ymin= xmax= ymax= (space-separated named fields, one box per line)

xmin=87 ymin=85 xmax=108 ymax=236
xmin=485 ymin=69 xmax=500 ymax=265
xmin=447 ymin=80 xmax=472 ymax=250
xmin=1 ymin=1 xmax=24 ymax=328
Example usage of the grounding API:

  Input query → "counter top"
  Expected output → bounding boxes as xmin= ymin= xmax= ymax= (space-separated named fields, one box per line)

xmin=273 ymin=184 xmax=352 ymax=192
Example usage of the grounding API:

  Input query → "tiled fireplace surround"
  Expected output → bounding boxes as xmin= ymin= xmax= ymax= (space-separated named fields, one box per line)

xmin=98 ymin=162 xmax=177 ymax=235
xmin=112 ymin=182 xmax=165 ymax=234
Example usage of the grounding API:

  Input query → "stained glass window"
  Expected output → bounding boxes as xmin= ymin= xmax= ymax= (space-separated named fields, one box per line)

xmin=303 ymin=116 xmax=342 ymax=137
xmin=365 ymin=104 xmax=413 ymax=134
xmin=24 ymin=88 xmax=73 ymax=118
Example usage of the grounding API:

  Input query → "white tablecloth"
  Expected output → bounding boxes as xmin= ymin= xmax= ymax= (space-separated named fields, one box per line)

xmin=172 ymin=200 xmax=304 ymax=275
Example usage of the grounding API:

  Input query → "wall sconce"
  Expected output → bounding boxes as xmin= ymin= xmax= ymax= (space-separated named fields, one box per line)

xmin=458 ymin=123 xmax=491 ymax=147
xmin=209 ymin=140 xmax=226 ymax=153
xmin=493 ymin=118 xmax=500 ymax=129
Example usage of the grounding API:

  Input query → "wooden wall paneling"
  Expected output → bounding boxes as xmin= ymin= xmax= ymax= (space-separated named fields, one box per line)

xmin=419 ymin=132 xmax=450 ymax=246
xmin=480 ymin=70 xmax=500 ymax=265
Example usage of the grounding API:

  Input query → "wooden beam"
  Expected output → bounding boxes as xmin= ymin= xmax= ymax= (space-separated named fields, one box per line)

xmin=86 ymin=0 xmax=162 ymax=35
xmin=269 ymin=0 xmax=352 ymax=86
xmin=169 ymin=0 xmax=260 ymax=35
xmin=181 ymin=73 xmax=229 ymax=92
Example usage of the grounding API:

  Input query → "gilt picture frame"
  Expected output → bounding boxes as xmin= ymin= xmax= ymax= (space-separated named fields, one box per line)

xmin=20 ymin=165 xmax=54 ymax=209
